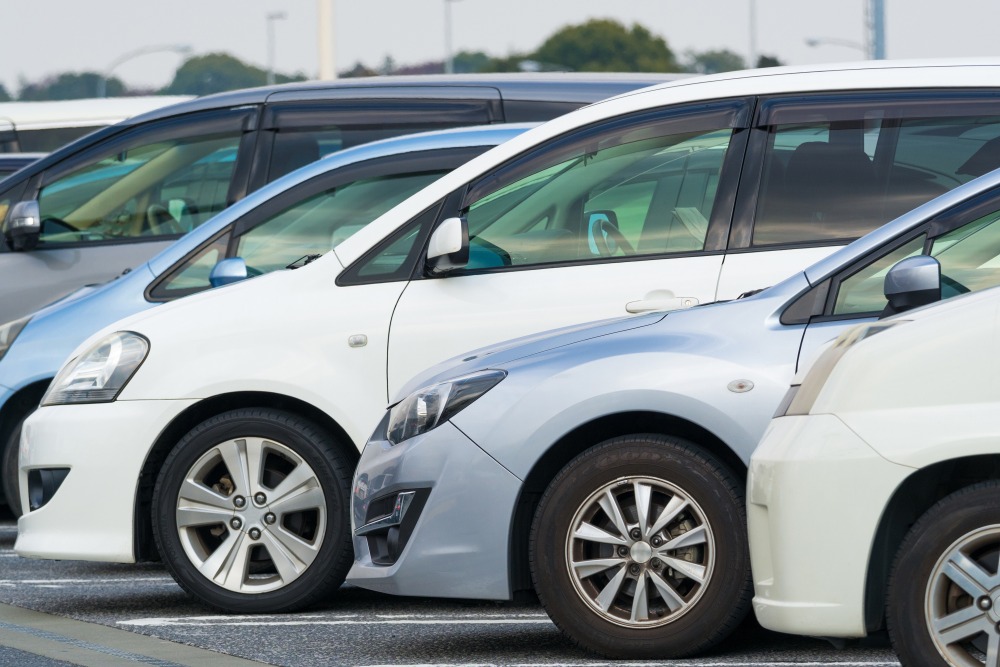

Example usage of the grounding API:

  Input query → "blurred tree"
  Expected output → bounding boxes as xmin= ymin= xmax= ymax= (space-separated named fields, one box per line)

xmin=756 ymin=54 xmax=784 ymax=68
xmin=452 ymin=51 xmax=492 ymax=74
xmin=0 ymin=84 xmax=12 ymax=102
xmin=340 ymin=61 xmax=379 ymax=78
xmin=19 ymin=72 xmax=125 ymax=100
xmin=532 ymin=19 xmax=680 ymax=72
xmin=162 ymin=53 xmax=306 ymax=95
xmin=685 ymin=49 xmax=747 ymax=74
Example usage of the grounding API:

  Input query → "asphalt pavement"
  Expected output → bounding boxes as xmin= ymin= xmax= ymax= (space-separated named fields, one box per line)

xmin=0 ymin=508 xmax=902 ymax=666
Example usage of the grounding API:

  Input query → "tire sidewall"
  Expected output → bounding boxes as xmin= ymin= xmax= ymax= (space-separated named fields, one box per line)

xmin=152 ymin=410 xmax=350 ymax=613
xmin=2 ymin=413 xmax=27 ymax=515
xmin=531 ymin=437 xmax=748 ymax=658
xmin=889 ymin=486 xmax=1000 ymax=667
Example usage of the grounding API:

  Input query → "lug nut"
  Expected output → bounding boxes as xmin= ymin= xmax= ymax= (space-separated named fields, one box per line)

xmin=264 ymin=512 xmax=277 ymax=525
xmin=248 ymin=527 xmax=262 ymax=540
xmin=233 ymin=496 xmax=246 ymax=509
xmin=230 ymin=518 xmax=242 ymax=530
xmin=617 ymin=545 xmax=629 ymax=557
xmin=651 ymin=535 xmax=663 ymax=547
xmin=254 ymin=492 xmax=267 ymax=505
xmin=628 ymin=563 xmax=641 ymax=575
xmin=651 ymin=558 xmax=662 ymax=570
xmin=980 ymin=597 xmax=993 ymax=611
xmin=629 ymin=528 xmax=642 ymax=540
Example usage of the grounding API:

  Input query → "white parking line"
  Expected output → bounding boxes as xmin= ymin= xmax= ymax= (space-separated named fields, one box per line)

xmin=121 ymin=613 xmax=555 ymax=627
xmin=360 ymin=663 xmax=900 ymax=667
xmin=0 ymin=577 xmax=175 ymax=588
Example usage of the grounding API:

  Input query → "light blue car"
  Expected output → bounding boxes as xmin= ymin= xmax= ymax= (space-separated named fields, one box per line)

xmin=347 ymin=167 xmax=1000 ymax=659
xmin=0 ymin=124 xmax=531 ymax=512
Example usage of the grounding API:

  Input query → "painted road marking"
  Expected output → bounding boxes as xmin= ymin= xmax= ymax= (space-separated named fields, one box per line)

xmin=360 ymin=663 xmax=900 ymax=667
xmin=0 ymin=577 xmax=175 ymax=587
xmin=121 ymin=612 xmax=555 ymax=627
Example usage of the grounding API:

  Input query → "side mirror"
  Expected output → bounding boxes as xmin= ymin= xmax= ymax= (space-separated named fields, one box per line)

xmin=209 ymin=257 xmax=249 ymax=288
xmin=426 ymin=217 xmax=469 ymax=275
xmin=882 ymin=255 xmax=941 ymax=318
xmin=3 ymin=200 xmax=41 ymax=252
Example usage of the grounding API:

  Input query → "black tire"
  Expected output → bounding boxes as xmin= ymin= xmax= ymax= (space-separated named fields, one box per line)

xmin=530 ymin=434 xmax=751 ymax=659
xmin=152 ymin=408 xmax=353 ymax=613
xmin=887 ymin=481 xmax=1000 ymax=667
xmin=2 ymin=412 xmax=28 ymax=516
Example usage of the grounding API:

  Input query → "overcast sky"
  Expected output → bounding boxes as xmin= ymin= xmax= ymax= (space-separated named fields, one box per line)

xmin=2 ymin=1 xmax=998 ymax=94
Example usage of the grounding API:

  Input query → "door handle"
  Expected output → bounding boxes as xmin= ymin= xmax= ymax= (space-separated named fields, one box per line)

xmin=626 ymin=290 xmax=699 ymax=314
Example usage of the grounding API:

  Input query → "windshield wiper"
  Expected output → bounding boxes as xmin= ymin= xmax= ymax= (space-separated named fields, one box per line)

xmin=286 ymin=254 xmax=323 ymax=270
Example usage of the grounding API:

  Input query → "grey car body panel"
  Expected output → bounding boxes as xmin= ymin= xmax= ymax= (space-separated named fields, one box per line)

xmin=349 ymin=421 xmax=520 ymax=600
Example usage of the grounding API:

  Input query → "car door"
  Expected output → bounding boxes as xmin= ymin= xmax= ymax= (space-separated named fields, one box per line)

xmin=791 ymin=186 xmax=1000 ymax=370
xmin=145 ymin=148 xmax=485 ymax=302
xmin=248 ymin=88 xmax=504 ymax=189
xmin=718 ymin=92 xmax=1000 ymax=300
xmin=0 ymin=107 xmax=256 ymax=323
xmin=385 ymin=100 xmax=751 ymax=395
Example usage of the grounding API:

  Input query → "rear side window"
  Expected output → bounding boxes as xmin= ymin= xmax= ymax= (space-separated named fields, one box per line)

xmin=753 ymin=106 xmax=1000 ymax=247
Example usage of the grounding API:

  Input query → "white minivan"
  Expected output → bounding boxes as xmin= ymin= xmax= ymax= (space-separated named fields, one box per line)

xmin=19 ymin=61 xmax=1000 ymax=614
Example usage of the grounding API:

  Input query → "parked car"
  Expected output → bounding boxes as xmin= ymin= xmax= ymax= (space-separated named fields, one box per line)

xmin=345 ymin=165 xmax=1000 ymax=658
xmin=0 ymin=154 xmax=44 ymax=181
xmin=16 ymin=60 xmax=1000 ymax=619
xmin=748 ymin=283 xmax=1000 ymax=667
xmin=0 ymin=73 xmax=670 ymax=324
xmin=0 ymin=123 xmax=532 ymax=515
xmin=0 ymin=97 xmax=192 ymax=153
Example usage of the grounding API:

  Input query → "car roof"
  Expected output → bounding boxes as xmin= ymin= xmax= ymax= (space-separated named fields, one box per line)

xmin=146 ymin=123 xmax=535 ymax=275
xmin=0 ymin=96 xmax=193 ymax=130
xmin=120 ymin=73 xmax=685 ymax=126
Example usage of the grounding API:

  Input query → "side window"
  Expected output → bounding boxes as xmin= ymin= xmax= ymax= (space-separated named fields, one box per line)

xmin=464 ymin=127 xmax=734 ymax=270
xmin=236 ymin=171 xmax=443 ymax=274
xmin=35 ymin=130 xmax=243 ymax=246
xmin=830 ymin=204 xmax=1000 ymax=316
xmin=832 ymin=235 xmax=927 ymax=315
xmin=152 ymin=171 xmax=444 ymax=299
xmin=754 ymin=109 xmax=1000 ymax=247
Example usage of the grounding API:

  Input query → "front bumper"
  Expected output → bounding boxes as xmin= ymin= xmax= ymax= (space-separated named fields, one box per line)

xmin=747 ymin=414 xmax=913 ymax=638
xmin=347 ymin=421 xmax=522 ymax=600
xmin=16 ymin=399 xmax=197 ymax=562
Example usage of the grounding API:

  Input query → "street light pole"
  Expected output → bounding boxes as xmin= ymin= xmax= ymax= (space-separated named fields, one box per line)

xmin=98 ymin=44 xmax=192 ymax=98
xmin=748 ymin=0 xmax=757 ymax=68
xmin=444 ymin=0 xmax=462 ymax=74
xmin=317 ymin=0 xmax=336 ymax=79
xmin=267 ymin=12 xmax=288 ymax=86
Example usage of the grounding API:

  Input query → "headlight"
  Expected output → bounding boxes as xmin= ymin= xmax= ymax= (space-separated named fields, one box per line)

xmin=386 ymin=369 xmax=506 ymax=445
xmin=778 ymin=320 xmax=908 ymax=418
xmin=41 ymin=331 xmax=149 ymax=406
xmin=0 ymin=316 xmax=30 ymax=362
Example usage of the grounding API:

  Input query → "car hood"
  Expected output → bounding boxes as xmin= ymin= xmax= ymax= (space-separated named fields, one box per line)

xmin=393 ymin=311 xmax=667 ymax=403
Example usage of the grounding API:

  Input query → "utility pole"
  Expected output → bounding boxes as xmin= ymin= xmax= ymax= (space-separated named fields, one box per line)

xmin=748 ymin=0 xmax=757 ymax=68
xmin=266 ymin=12 xmax=287 ymax=86
xmin=317 ymin=0 xmax=336 ymax=79
xmin=870 ymin=0 xmax=886 ymax=59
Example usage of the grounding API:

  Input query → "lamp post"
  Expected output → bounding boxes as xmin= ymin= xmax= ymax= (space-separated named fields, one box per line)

xmin=748 ymin=0 xmax=757 ymax=69
xmin=444 ymin=0 xmax=462 ymax=74
xmin=267 ymin=11 xmax=288 ymax=86
xmin=317 ymin=0 xmax=336 ymax=80
xmin=98 ymin=44 xmax=192 ymax=98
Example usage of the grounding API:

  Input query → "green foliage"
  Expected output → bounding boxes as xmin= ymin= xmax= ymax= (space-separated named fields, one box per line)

xmin=684 ymin=49 xmax=747 ymax=75
xmin=19 ymin=72 xmax=125 ymax=100
xmin=533 ymin=19 xmax=680 ymax=72
xmin=756 ymin=54 xmax=784 ymax=68
xmin=161 ymin=53 xmax=305 ymax=95
xmin=452 ymin=51 xmax=493 ymax=74
xmin=0 ymin=84 xmax=12 ymax=102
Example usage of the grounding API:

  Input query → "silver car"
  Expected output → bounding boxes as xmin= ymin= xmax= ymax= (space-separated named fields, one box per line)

xmin=347 ymin=167 xmax=1000 ymax=658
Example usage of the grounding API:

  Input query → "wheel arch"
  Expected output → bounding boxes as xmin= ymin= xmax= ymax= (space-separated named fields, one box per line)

xmin=507 ymin=410 xmax=746 ymax=598
xmin=133 ymin=390 xmax=359 ymax=561
xmin=0 ymin=380 xmax=50 ymax=446
xmin=863 ymin=454 xmax=1000 ymax=633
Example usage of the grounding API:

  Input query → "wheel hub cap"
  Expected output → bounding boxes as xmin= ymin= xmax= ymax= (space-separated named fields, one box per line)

xmin=630 ymin=541 xmax=653 ymax=564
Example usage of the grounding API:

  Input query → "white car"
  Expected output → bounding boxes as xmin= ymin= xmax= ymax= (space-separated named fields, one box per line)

xmin=748 ymin=283 xmax=1000 ymax=666
xmin=20 ymin=61 xmax=1000 ymax=614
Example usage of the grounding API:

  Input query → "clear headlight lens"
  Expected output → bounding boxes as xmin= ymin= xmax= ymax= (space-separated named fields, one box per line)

xmin=0 ymin=316 xmax=30 ymax=362
xmin=778 ymin=319 xmax=908 ymax=418
xmin=42 ymin=331 xmax=149 ymax=406
xmin=386 ymin=369 xmax=507 ymax=445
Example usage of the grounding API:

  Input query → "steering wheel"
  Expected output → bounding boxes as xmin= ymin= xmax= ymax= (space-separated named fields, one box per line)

xmin=144 ymin=204 xmax=185 ymax=236
xmin=592 ymin=217 xmax=636 ymax=257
